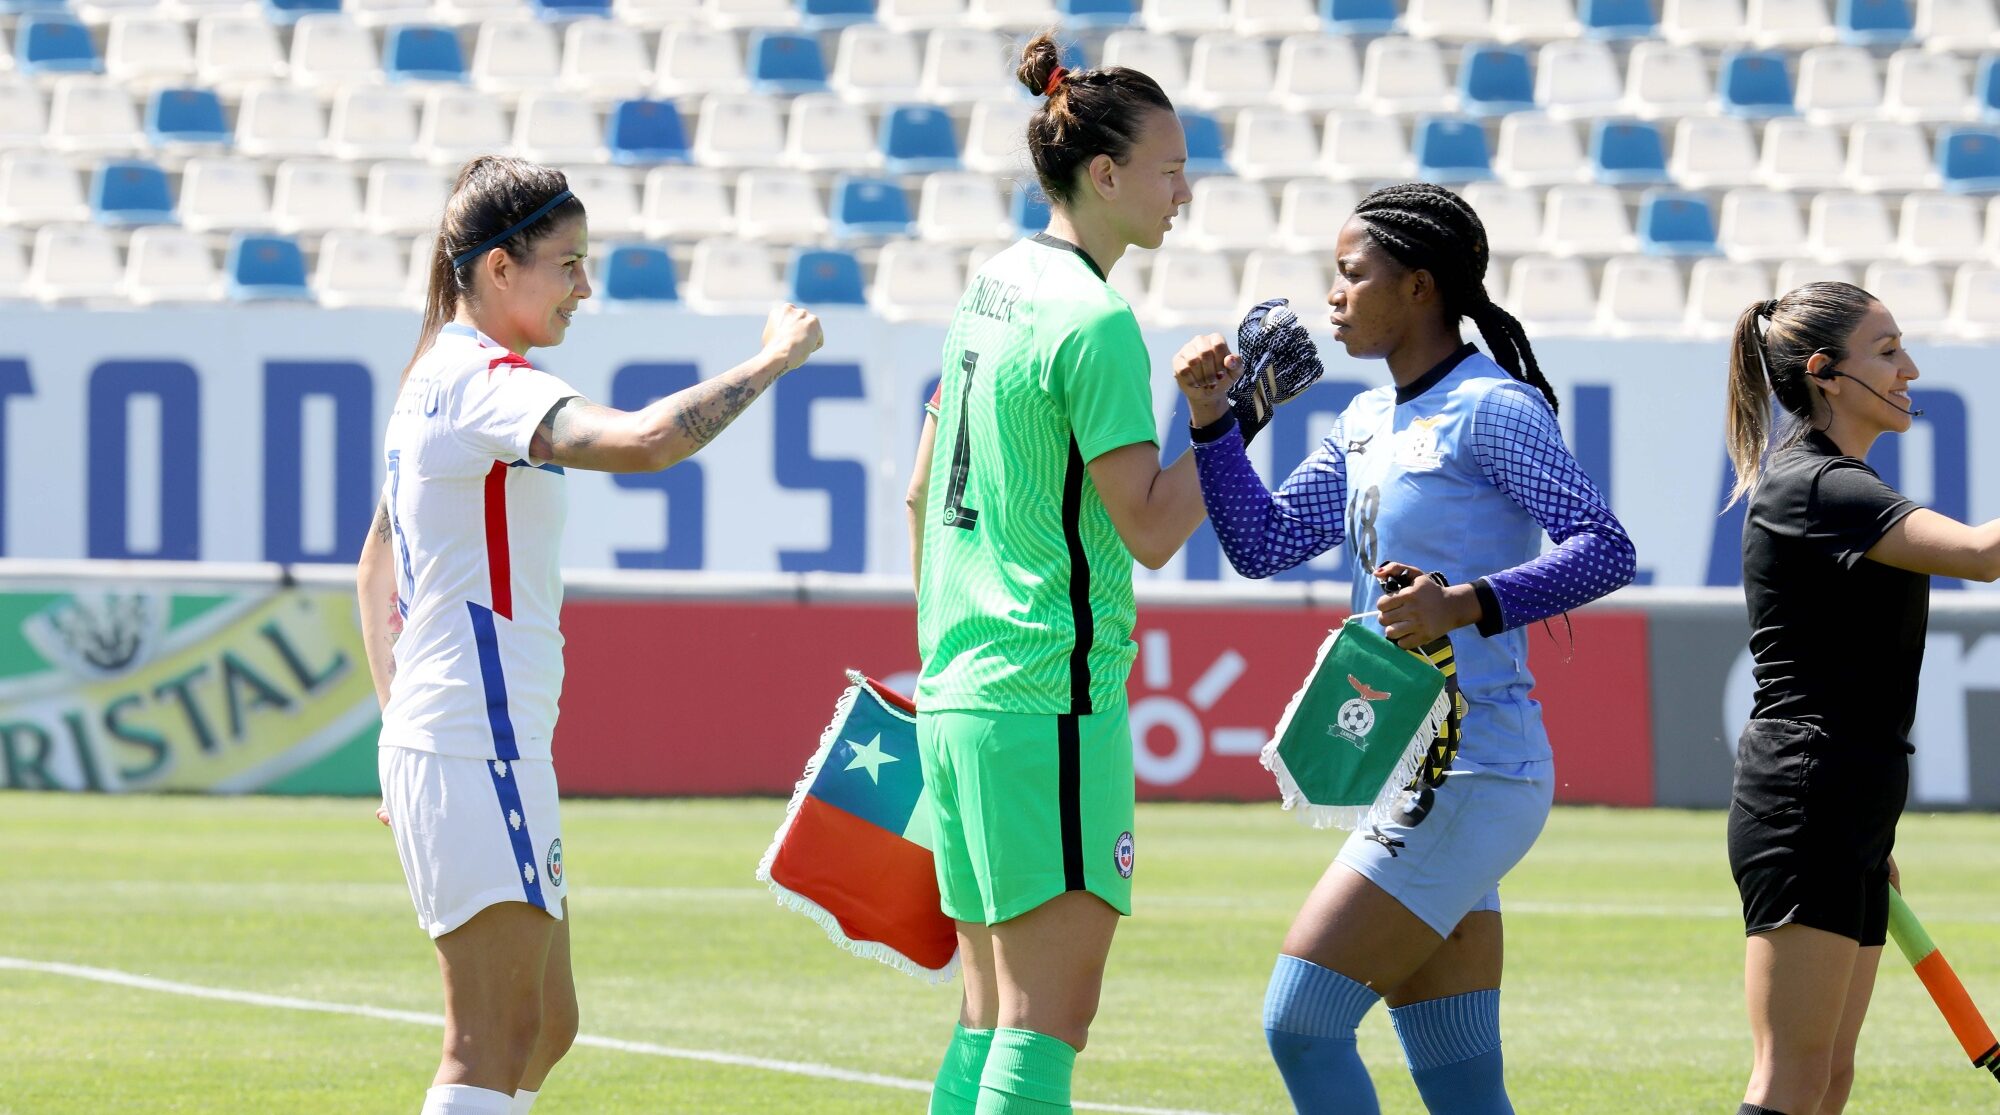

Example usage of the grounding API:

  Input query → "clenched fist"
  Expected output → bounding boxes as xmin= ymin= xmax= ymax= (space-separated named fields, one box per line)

xmin=1173 ymin=333 xmax=1238 ymax=427
xmin=763 ymin=303 xmax=825 ymax=373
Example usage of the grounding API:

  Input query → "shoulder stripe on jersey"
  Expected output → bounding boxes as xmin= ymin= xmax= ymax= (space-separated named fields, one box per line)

xmin=488 ymin=352 xmax=531 ymax=376
xmin=483 ymin=461 xmax=513 ymax=620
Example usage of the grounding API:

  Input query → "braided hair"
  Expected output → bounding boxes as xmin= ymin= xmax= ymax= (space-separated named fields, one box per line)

xmin=1351 ymin=183 xmax=1559 ymax=416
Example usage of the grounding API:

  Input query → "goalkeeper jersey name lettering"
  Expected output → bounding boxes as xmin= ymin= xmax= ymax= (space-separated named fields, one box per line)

xmin=965 ymin=275 xmax=1022 ymax=324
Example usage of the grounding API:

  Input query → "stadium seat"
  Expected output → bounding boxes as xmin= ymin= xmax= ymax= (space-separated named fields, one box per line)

xmin=1276 ymin=178 xmax=1357 ymax=250
xmin=267 ymin=0 xmax=341 ymax=23
xmin=1898 ymin=192 xmax=1984 ymax=263
xmin=47 ymin=78 xmax=144 ymax=156
xmin=1273 ymin=34 xmax=1359 ymax=112
xmin=1638 ymin=189 xmax=1718 ymax=255
xmin=1719 ymin=51 xmax=1797 ymax=117
xmin=1322 ymin=114 xmax=1414 ymax=180
xmin=1143 ymin=0 xmax=1230 ymax=34
xmin=562 ymin=164 xmax=642 ymax=236
xmin=226 ymin=232 xmax=312 ymax=301
xmin=1775 ymin=257 xmax=1856 ymax=288
xmin=514 ymin=93 xmax=607 ymax=164
xmin=365 ymin=161 xmax=447 ymax=235
xmin=0 ymin=153 xmax=88 ymax=225
xmin=735 ymin=169 xmax=828 ymax=242
xmin=1979 ymin=56 xmax=2000 ymax=121
xmin=1496 ymin=0 xmax=1582 ymax=39
xmin=593 ymin=244 xmax=677 ymax=305
xmin=782 ymin=93 xmax=878 ymax=172
xmin=879 ymin=105 xmax=959 ymax=175
xmin=290 ymin=16 xmax=383 ymax=91
xmin=1719 ymin=188 xmax=1808 ymax=260
xmin=1916 ymin=0 xmax=2000 ymax=52
xmin=1598 ymin=255 xmax=1686 ymax=334
xmin=1849 ymin=120 xmax=1937 ymax=191
xmin=1580 ymin=0 xmax=1657 ymax=34
xmin=655 ymin=30 xmax=747 ymax=100
xmin=1986 ymin=194 xmax=2000 ymax=257
xmin=1361 ymin=37 xmax=1455 ymax=115
xmin=385 ymin=25 xmax=469 ymax=83
xmin=1324 ymin=0 xmax=1399 ymax=32
xmin=959 ymin=98 xmax=1031 ymax=176
xmin=1807 ymin=190 xmax=1897 ymax=261
xmin=831 ymin=175 xmax=913 ymax=240
xmin=1234 ymin=0 xmax=1322 ymax=36
xmin=920 ymin=29 xmax=1012 ymax=105
xmin=1229 ymin=107 xmax=1322 ymax=180
xmin=1239 ymin=250 xmax=1329 ymax=323
xmin=1414 ymin=117 xmax=1493 ymax=183
xmin=1464 ymin=181 xmax=1543 ymax=253
xmin=1759 ymin=118 xmax=1846 ymax=190
xmin=0 ymin=85 xmax=48 ymax=152
xmin=472 ymin=20 xmax=561 ymax=95
xmin=17 ymin=14 xmax=102 ymax=76
xmin=748 ymin=30 xmax=828 ymax=96
xmin=684 ymin=237 xmax=780 ymax=312
xmin=1100 ymin=31 xmax=1188 ymax=102
xmin=1507 ymin=254 xmax=1597 ymax=330
xmin=879 ymin=0 xmax=966 ymax=29
xmin=1748 ymin=0 xmax=1836 ymax=45
xmin=271 ymin=159 xmax=361 ymax=233
xmin=91 ymin=158 xmax=174 ymax=225
xmin=328 ymin=87 xmax=420 ymax=161
xmin=147 ymin=88 xmax=231 ymax=151
xmin=707 ymin=0 xmax=801 ymax=28
xmin=124 ymin=226 xmax=222 ymax=304
xmin=105 ymin=16 xmax=196 ymax=88
xmin=1686 ymin=258 xmax=1774 ymax=333
xmin=1495 ymin=114 xmax=1587 ymax=186
xmin=193 ymin=14 xmax=285 ymax=91
xmin=1591 ymin=120 xmax=1669 ymax=185
xmin=1011 ymin=181 xmax=1051 ymax=233
xmin=1948 ymin=262 xmax=2000 ymax=337
xmin=534 ymin=0 xmax=613 ymax=17
xmin=1180 ymin=110 xmax=1231 ymax=175
xmin=1943 ymin=126 xmax=2000 ymax=192
xmin=614 ymin=0 xmax=703 ymax=26
xmin=180 ymin=156 xmax=273 ymax=231
xmin=1884 ymin=49 xmax=1970 ymax=122
xmin=28 ymin=223 xmax=123 ymax=302
xmin=1863 ymin=261 xmax=1948 ymax=329
xmin=1662 ymin=0 xmax=1746 ymax=44
xmin=1181 ymin=175 xmax=1277 ymax=251
xmin=315 ymin=231 xmax=413 ymax=307
xmin=76 ymin=0 xmax=157 ymax=24
xmin=562 ymin=21 xmax=651 ymax=100
xmin=237 ymin=86 xmax=327 ymax=159
xmin=1624 ymin=43 xmax=1713 ymax=118
xmin=969 ymin=0 xmax=1057 ymax=28
xmin=639 ymin=165 xmax=732 ymax=237
xmin=1840 ymin=0 xmax=1916 ymax=39
xmin=787 ymin=247 xmax=866 ymax=305
xmin=1459 ymin=46 xmax=1536 ymax=116
xmin=1406 ymin=0 xmax=1492 ymax=39
xmin=915 ymin=171 xmax=1009 ymax=244
xmin=830 ymin=26 xmax=922 ymax=105
xmin=346 ymin=0 xmax=434 ymax=24
xmin=1796 ymin=46 xmax=1883 ymax=123
xmin=607 ymin=98 xmax=693 ymax=165
xmin=1542 ymin=184 xmax=1637 ymax=255
xmin=1057 ymin=0 xmax=1135 ymax=24
xmin=1537 ymin=39 xmax=1623 ymax=119
xmin=692 ymin=95 xmax=784 ymax=168
xmin=404 ymin=232 xmax=436 ymax=297
xmin=1142 ymin=249 xmax=1236 ymax=327
xmin=1185 ymin=33 xmax=1275 ymax=111
xmin=1670 ymin=116 xmax=1761 ymax=189
xmin=870 ymin=240 xmax=961 ymax=321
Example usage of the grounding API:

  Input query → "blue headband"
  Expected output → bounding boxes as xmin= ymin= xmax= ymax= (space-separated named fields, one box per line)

xmin=451 ymin=189 xmax=575 ymax=269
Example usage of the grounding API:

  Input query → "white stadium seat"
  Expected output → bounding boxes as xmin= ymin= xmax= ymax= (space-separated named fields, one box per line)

xmin=472 ymin=20 xmax=561 ymax=97
xmin=616 ymin=0 xmax=703 ymax=27
xmin=785 ymin=93 xmax=881 ymax=173
xmin=961 ymin=98 xmax=1034 ymax=176
xmin=76 ymin=0 xmax=156 ymax=23
xmin=365 ymin=161 xmax=448 ymax=236
xmin=1321 ymin=114 xmax=1415 ymax=180
xmin=1239 ymin=250 xmax=1329 ymax=324
xmin=1862 ymin=262 xmax=1949 ymax=331
xmin=1882 ymin=49 xmax=1972 ymax=122
xmin=1272 ymin=34 xmax=1360 ymax=113
xmin=1624 ymin=42 xmax=1714 ymax=118
xmin=180 ymin=157 xmax=273 ymax=232
xmin=706 ymin=0 xmax=800 ymax=28
xmin=968 ymin=0 xmax=1060 ymax=30
xmin=1758 ymin=119 xmax=1847 ymax=191
xmin=1775 ymin=258 xmax=1857 ymax=290
xmin=316 ymin=231 xmax=412 ymax=308
xmin=642 ymin=165 xmax=736 ymax=239
xmin=405 ymin=233 xmax=436 ymax=300
xmin=47 ymin=78 xmax=144 ymax=156
xmin=1182 ymin=176 xmax=1278 ymax=251
xmin=1543 ymin=184 xmax=1639 ymax=256
xmin=0 ymin=85 xmax=49 ymax=152
xmin=1101 ymin=31 xmax=1190 ymax=102
xmin=692 ymin=95 xmax=786 ymax=168
xmin=514 ymin=93 xmax=609 ymax=165
xmin=1361 ymin=37 xmax=1455 ymax=115
xmin=105 ymin=16 xmax=197 ymax=89
xmin=1495 ymin=114 xmax=1588 ymax=187
xmin=1662 ymin=0 xmax=1747 ymax=45
xmin=1143 ymin=249 xmax=1238 ymax=328
xmin=1143 ymin=0 xmax=1232 ymax=36
xmin=1985 ymin=195 xmax=2000 ymax=260
xmin=237 ymin=85 xmax=327 ymax=159
xmin=1686 ymin=258 xmax=1773 ymax=334
xmin=920 ymin=29 xmax=1013 ymax=105
xmin=328 ymin=86 xmax=420 ymax=162
xmin=877 ymin=0 xmax=966 ymax=32
xmin=1948 ymin=264 xmax=2000 ymax=339
xmin=1495 ymin=0 xmax=1581 ymax=41
xmin=1184 ymin=33 xmax=1275 ymax=110
xmin=1915 ymin=0 xmax=2000 ymax=52
xmin=1277 ymin=179 xmax=1357 ymax=251
xmin=1897 ymin=192 xmax=1984 ymax=264
xmin=1537 ymin=39 xmax=1624 ymax=120
xmin=1747 ymin=0 xmax=1835 ymax=48
xmin=1846 ymin=121 xmax=1939 ymax=192
xmin=1405 ymin=0 xmax=1493 ymax=40
xmin=830 ymin=27 xmax=922 ymax=105
xmin=1670 ymin=116 xmax=1761 ymax=189
xmin=686 ymin=237 xmax=783 ymax=314
xmin=346 ymin=0 xmax=433 ymax=25
xmin=562 ymin=21 xmax=652 ymax=101
xmin=123 ymin=226 xmax=222 ymax=304
xmin=0 ymin=229 xmax=26 ymax=300
xmin=194 ymin=15 xmax=287 ymax=91
xmin=435 ymin=0 xmax=529 ymax=24
xmin=656 ymin=29 xmax=748 ymax=99
xmin=1807 ymin=191 xmax=1897 ymax=263
xmin=1795 ymin=46 xmax=1883 ymax=123
xmin=1229 ymin=107 xmax=1322 ymax=181
xmin=872 ymin=240 xmax=963 ymax=321
xmin=28 ymin=224 xmax=123 ymax=303
xmin=1233 ymin=0 xmax=1323 ymax=36
xmin=0 ymin=153 xmax=88 ymax=226
xmin=561 ymin=165 xmax=642 ymax=237
xmin=915 ymin=171 xmax=1010 ymax=245
xmin=1598 ymin=256 xmax=1686 ymax=335
xmin=271 ymin=159 xmax=363 ymax=234
xmin=1464 ymin=182 xmax=1544 ymax=255
xmin=734 ymin=170 xmax=828 ymax=243
xmin=289 ymin=15 xmax=383 ymax=92
xmin=1508 ymin=255 xmax=1598 ymax=331
xmin=1719 ymin=188 xmax=1808 ymax=261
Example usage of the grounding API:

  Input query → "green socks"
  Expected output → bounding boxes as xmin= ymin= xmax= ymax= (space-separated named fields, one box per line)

xmin=929 ymin=1024 xmax=995 ymax=1115
xmin=974 ymin=1027 xmax=1078 ymax=1114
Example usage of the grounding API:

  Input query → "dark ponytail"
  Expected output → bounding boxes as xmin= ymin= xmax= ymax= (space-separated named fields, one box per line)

xmin=1016 ymin=31 xmax=1174 ymax=208
xmin=1352 ymin=182 xmax=1559 ymax=416
xmin=1724 ymin=281 xmax=1877 ymax=505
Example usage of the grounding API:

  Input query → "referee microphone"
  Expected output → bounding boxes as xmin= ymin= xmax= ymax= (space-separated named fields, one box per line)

xmin=1812 ymin=351 xmax=1923 ymax=417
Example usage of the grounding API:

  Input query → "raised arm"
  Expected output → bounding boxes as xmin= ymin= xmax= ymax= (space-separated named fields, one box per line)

xmin=1086 ymin=445 xmax=1208 ymax=570
xmin=356 ymin=500 xmax=399 ymax=709
xmin=1866 ymin=509 xmax=2000 ymax=581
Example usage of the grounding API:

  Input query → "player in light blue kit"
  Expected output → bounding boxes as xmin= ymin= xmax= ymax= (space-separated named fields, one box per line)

xmin=1175 ymin=183 xmax=1637 ymax=1113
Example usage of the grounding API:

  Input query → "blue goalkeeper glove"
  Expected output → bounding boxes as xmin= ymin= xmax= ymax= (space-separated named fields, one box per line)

xmin=1229 ymin=298 xmax=1325 ymax=444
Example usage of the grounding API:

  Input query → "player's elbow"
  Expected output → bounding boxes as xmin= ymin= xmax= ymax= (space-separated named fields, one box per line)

xmin=1134 ymin=546 xmax=1172 ymax=571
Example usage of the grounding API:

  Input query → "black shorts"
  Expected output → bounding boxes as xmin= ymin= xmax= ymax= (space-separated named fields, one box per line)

xmin=1727 ymin=718 xmax=1909 ymax=946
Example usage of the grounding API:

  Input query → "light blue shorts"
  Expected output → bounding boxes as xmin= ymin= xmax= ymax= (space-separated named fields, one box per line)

xmin=1333 ymin=759 xmax=1556 ymax=937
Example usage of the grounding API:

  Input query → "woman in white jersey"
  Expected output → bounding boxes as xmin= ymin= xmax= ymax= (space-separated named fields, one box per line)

xmin=354 ymin=156 xmax=821 ymax=1115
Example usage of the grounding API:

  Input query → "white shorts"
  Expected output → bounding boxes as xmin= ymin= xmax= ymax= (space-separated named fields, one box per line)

xmin=380 ymin=745 xmax=568 ymax=939
xmin=1333 ymin=759 xmax=1555 ymax=937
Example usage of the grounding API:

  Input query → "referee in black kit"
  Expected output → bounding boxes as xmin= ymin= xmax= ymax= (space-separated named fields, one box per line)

xmin=1721 ymin=282 xmax=2000 ymax=1115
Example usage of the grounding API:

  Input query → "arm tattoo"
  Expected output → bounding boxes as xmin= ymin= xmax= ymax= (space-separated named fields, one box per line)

xmin=373 ymin=501 xmax=392 ymax=544
xmin=671 ymin=374 xmax=762 ymax=454
xmin=533 ymin=396 xmax=598 ymax=460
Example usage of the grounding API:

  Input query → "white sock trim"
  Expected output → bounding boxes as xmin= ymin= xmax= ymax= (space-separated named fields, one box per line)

xmin=510 ymin=1089 xmax=540 ymax=1114
xmin=420 ymin=1084 xmax=515 ymax=1115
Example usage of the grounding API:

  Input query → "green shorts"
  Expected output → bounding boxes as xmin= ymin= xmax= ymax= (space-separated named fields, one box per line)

xmin=917 ymin=706 xmax=1137 ymax=925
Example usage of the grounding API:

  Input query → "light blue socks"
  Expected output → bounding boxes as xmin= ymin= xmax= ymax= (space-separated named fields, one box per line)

xmin=1388 ymin=989 xmax=1513 ymax=1115
xmin=1263 ymin=954 xmax=1383 ymax=1114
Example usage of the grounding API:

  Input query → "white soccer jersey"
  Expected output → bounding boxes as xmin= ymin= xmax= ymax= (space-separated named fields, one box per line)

xmin=379 ymin=322 xmax=579 ymax=762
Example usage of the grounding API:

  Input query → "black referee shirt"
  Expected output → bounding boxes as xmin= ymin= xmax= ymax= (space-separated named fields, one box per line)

xmin=1742 ymin=430 xmax=1928 ymax=747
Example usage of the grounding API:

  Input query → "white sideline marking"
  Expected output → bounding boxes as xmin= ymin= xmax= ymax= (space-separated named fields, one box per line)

xmin=0 ymin=957 xmax=1234 ymax=1115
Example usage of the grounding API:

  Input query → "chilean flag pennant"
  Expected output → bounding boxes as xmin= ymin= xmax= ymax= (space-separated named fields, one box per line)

xmin=756 ymin=672 xmax=959 ymax=982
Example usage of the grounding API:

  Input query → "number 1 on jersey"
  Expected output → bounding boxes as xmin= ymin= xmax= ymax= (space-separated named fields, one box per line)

xmin=942 ymin=350 xmax=980 ymax=531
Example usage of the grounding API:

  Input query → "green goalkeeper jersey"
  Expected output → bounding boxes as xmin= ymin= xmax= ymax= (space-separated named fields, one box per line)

xmin=917 ymin=234 xmax=1160 ymax=716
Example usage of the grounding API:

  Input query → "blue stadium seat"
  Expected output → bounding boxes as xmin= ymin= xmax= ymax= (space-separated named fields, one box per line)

xmin=1058 ymin=0 xmax=1136 ymax=27
xmin=384 ymin=25 xmax=467 ymax=83
xmin=831 ymin=176 xmax=914 ymax=239
xmin=92 ymin=160 xmax=175 ymax=227
xmin=0 ymin=0 xmax=68 ymax=14
xmin=1977 ymin=56 xmax=2000 ymax=122
xmin=1836 ymin=0 xmax=1913 ymax=43
xmin=227 ymin=233 xmax=313 ymax=301
xmin=879 ymin=105 xmax=960 ymax=175
xmin=147 ymin=89 xmax=231 ymax=149
xmin=1012 ymin=183 xmax=1051 ymax=234
xmin=606 ymin=99 xmax=690 ymax=164
xmin=1637 ymin=189 xmax=1719 ymax=255
xmin=1591 ymin=120 xmax=1669 ymax=185
xmin=265 ymin=0 xmax=340 ymax=24
xmin=602 ymin=244 xmax=679 ymax=304
xmin=748 ymin=31 xmax=828 ymax=96
xmin=1413 ymin=116 xmax=1493 ymax=184
xmin=1324 ymin=0 xmax=1399 ymax=34
xmin=1579 ymin=0 xmax=1656 ymax=37
xmin=1718 ymin=51 xmax=1795 ymax=118
xmin=1938 ymin=126 xmax=2000 ymax=193
xmin=532 ymin=0 xmax=613 ymax=17
xmin=1459 ymin=46 xmax=1536 ymax=117
xmin=787 ymin=248 xmax=866 ymax=305
xmin=1180 ymin=110 xmax=1230 ymax=176
xmin=16 ymin=14 xmax=101 ymax=76
xmin=800 ymin=0 xmax=875 ymax=29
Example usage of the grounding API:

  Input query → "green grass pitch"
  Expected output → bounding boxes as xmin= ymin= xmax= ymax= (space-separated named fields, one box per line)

xmin=3 ymin=794 xmax=1998 ymax=1114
